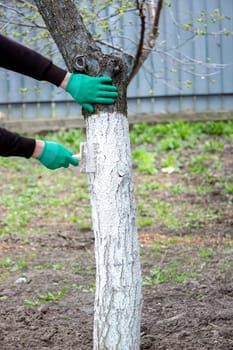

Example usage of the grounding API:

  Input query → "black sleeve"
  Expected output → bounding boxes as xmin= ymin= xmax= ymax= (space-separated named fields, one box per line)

xmin=0 ymin=127 xmax=36 ymax=158
xmin=0 ymin=34 xmax=67 ymax=86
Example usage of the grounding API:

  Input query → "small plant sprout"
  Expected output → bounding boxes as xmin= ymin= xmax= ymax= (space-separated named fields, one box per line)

xmin=24 ymin=288 xmax=67 ymax=306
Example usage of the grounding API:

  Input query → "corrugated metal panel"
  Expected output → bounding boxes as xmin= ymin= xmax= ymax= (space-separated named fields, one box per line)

xmin=0 ymin=0 xmax=232 ymax=120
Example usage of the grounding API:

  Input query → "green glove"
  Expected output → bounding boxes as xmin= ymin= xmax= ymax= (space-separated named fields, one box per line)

xmin=37 ymin=141 xmax=79 ymax=170
xmin=66 ymin=73 xmax=118 ymax=113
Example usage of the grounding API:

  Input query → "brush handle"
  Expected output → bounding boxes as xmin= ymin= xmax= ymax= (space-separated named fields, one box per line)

xmin=69 ymin=142 xmax=97 ymax=174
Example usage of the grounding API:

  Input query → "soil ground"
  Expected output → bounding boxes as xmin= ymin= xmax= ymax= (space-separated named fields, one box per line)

xmin=0 ymin=131 xmax=233 ymax=350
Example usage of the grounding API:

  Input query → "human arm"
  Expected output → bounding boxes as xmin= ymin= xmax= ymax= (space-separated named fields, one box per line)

xmin=0 ymin=34 xmax=118 ymax=112
xmin=0 ymin=127 xmax=35 ymax=158
xmin=0 ymin=33 xmax=66 ymax=86
xmin=0 ymin=127 xmax=78 ymax=169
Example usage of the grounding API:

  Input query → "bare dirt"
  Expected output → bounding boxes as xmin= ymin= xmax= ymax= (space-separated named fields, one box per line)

xmin=0 ymin=140 xmax=233 ymax=350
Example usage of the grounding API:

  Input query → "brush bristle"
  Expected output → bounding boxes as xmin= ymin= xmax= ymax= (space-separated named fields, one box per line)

xmin=79 ymin=142 xmax=97 ymax=173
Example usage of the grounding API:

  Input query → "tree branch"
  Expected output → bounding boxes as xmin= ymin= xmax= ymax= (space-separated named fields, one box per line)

xmin=129 ymin=0 xmax=164 ymax=82
xmin=151 ymin=0 xmax=163 ymax=39
xmin=0 ymin=18 xmax=46 ymax=30
xmin=34 ymin=0 xmax=101 ymax=73
xmin=129 ymin=0 xmax=146 ymax=82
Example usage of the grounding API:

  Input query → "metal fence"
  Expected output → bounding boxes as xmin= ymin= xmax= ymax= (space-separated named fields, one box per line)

xmin=0 ymin=0 xmax=232 ymax=122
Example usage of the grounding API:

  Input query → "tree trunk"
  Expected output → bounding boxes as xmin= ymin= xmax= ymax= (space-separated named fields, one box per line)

xmin=86 ymin=111 xmax=142 ymax=349
xmin=34 ymin=1 xmax=142 ymax=348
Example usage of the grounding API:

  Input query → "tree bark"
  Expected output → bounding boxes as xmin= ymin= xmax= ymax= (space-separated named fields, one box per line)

xmin=34 ymin=1 xmax=142 ymax=348
xmin=86 ymin=111 xmax=142 ymax=349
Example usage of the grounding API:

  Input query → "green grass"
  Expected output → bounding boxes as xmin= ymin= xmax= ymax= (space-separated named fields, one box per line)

xmin=0 ymin=160 xmax=91 ymax=235
xmin=34 ymin=263 xmax=65 ymax=271
xmin=0 ymin=257 xmax=28 ymax=272
xmin=0 ymin=119 xmax=232 ymax=306
xmin=143 ymin=266 xmax=199 ymax=285
xmin=198 ymin=247 xmax=214 ymax=258
xmin=142 ymin=235 xmax=230 ymax=286
xmin=0 ymin=119 xmax=232 ymax=237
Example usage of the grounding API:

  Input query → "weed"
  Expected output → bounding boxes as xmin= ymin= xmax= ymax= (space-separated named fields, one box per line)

xmin=159 ymin=137 xmax=181 ymax=151
xmin=169 ymin=259 xmax=182 ymax=267
xmin=144 ymin=267 xmax=170 ymax=285
xmin=34 ymin=263 xmax=64 ymax=271
xmin=140 ymin=182 xmax=161 ymax=191
xmin=199 ymin=121 xmax=226 ymax=136
xmin=130 ymin=123 xmax=157 ymax=144
xmin=137 ymin=217 xmax=155 ymax=228
xmin=144 ymin=266 xmax=199 ymax=285
xmin=173 ymin=271 xmax=199 ymax=282
xmin=151 ymin=199 xmax=181 ymax=230
xmin=203 ymin=140 xmax=224 ymax=152
xmin=10 ymin=259 xmax=28 ymax=272
xmin=76 ymin=219 xmax=92 ymax=231
xmin=161 ymin=155 xmax=180 ymax=169
xmin=188 ymin=154 xmax=210 ymax=174
xmin=21 ymin=238 xmax=30 ymax=245
xmin=224 ymin=182 xmax=233 ymax=194
xmin=0 ymin=257 xmax=28 ymax=272
xmin=198 ymin=247 xmax=213 ymax=258
xmin=72 ymin=281 xmax=96 ymax=293
xmin=24 ymin=288 xmax=67 ymax=306
xmin=71 ymin=262 xmax=83 ymax=272
xmin=51 ymin=264 xmax=64 ymax=271
xmin=38 ymin=289 xmax=67 ymax=302
xmin=0 ymin=257 xmax=14 ymax=267
xmin=193 ymin=185 xmax=214 ymax=194
xmin=132 ymin=147 xmax=156 ymax=174
xmin=168 ymin=184 xmax=185 ymax=194
xmin=151 ymin=242 xmax=162 ymax=251
xmin=218 ymin=260 xmax=231 ymax=272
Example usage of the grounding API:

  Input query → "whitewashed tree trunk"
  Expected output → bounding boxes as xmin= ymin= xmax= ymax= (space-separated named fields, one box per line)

xmin=85 ymin=112 xmax=142 ymax=349
xmin=34 ymin=1 xmax=144 ymax=348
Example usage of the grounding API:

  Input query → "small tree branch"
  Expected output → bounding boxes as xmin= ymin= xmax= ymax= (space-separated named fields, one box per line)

xmin=129 ymin=0 xmax=164 ymax=82
xmin=129 ymin=0 xmax=146 ymax=82
xmin=147 ymin=0 xmax=156 ymax=30
xmin=0 ymin=18 xmax=46 ymax=30
xmin=151 ymin=0 xmax=163 ymax=39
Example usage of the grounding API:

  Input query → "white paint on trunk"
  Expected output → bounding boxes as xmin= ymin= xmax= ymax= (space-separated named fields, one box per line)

xmin=85 ymin=112 xmax=142 ymax=350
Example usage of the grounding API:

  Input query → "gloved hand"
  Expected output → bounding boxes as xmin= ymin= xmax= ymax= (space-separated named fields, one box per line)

xmin=66 ymin=73 xmax=118 ymax=113
xmin=36 ymin=141 xmax=79 ymax=170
